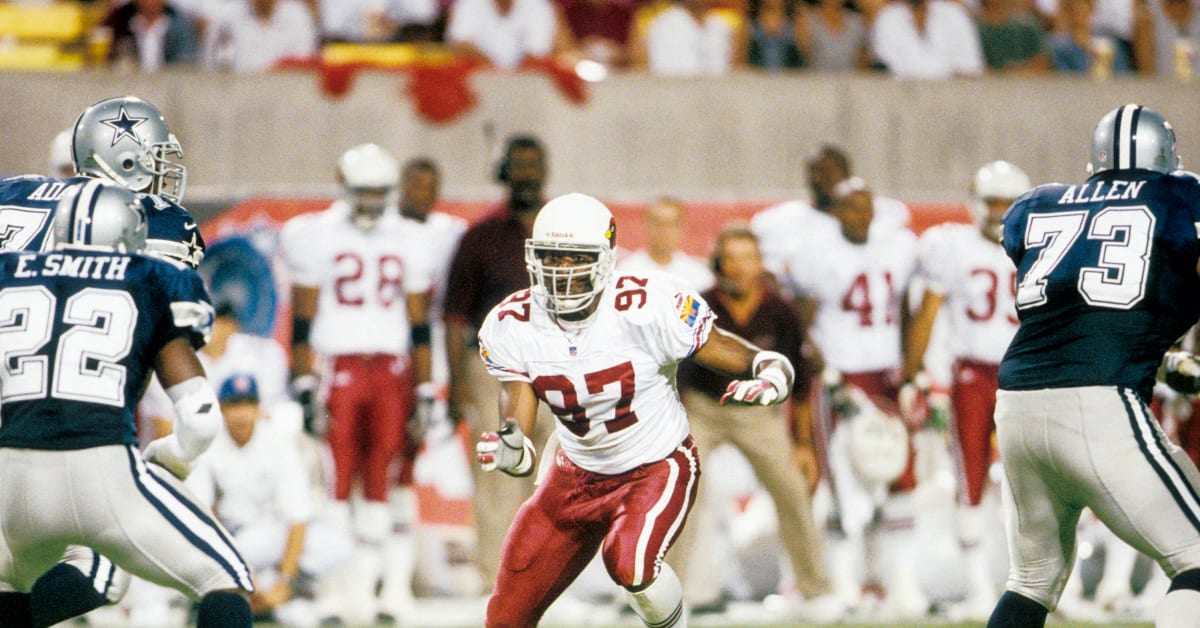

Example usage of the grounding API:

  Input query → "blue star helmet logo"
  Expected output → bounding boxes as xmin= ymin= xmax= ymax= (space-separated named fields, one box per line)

xmin=101 ymin=106 xmax=148 ymax=147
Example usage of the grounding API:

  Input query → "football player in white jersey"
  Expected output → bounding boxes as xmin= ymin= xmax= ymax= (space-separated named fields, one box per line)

xmin=901 ymin=160 xmax=1031 ymax=619
xmin=616 ymin=196 xmax=716 ymax=292
xmin=751 ymin=144 xmax=910 ymax=284
xmin=278 ymin=143 xmax=433 ymax=624
xmin=785 ymin=177 xmax=926 ymax=618
xmin=473 ymin=193 xmax=796 ymax=627
xmin=384 ymin=156 xmax=468 ymax=617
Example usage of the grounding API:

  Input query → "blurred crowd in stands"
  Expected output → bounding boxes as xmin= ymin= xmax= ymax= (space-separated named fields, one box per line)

xmin=2 ymin=0 xmax=1197 ymax=79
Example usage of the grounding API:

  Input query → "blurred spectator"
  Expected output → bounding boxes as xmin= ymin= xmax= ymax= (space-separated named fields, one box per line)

xmin=444 ymin=0 xmax=571 ymax=69
xmin=975 ymin=0 xmax=1052 ymax=73
xmin=630 ymin=0 xmax=748 ymax=74
xmin=101 ymin=0 xmax=201 ymax=70
xmin=204 ymin=0 xmax=318 ymax=71
xmin=617 ymin=196 xmax=715 ymax=292
xmin=318 ymin=0 xmax=440 ymax=42
xmin=747 ymin=0 xmax=805 ymax=69
xmin=186 ymin=374 xmax=345 ymax=622
xmin=559 ymin=0 xmax=638 ymax=68
xmin=1147 ymin=0 xmax=1199 ymax=77
xmin=795 ymin=0 xmax=873 ymax=71
xmin=870 ymin=0 xmax=986 ymax=78
xmin=1048 ymin=0 xmax=1139 ymax=73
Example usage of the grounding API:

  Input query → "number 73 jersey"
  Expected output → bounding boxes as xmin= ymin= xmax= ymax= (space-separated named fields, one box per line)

xmin=999 ymin=170 xmax=1200 ymax=397
xmin=478 ymin=273 xmax=715 ymax=475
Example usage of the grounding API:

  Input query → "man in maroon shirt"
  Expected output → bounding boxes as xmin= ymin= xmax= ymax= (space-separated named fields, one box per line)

xmin=442 ymin=134 xmax=558 ymax=591
xmin=669 ymin=225 xmax=843 ymax=622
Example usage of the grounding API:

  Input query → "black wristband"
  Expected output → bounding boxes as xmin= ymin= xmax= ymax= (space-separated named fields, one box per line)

xmin=292 ymin=317 xmax=311 ymax=345
xmin=410 ymin=323 xmax=432 ymax=347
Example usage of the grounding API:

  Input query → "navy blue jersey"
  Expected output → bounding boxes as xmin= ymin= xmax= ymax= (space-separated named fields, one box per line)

xmin=0 ymin=175 xmax=206 ymax=267
xmin=999 ymin=170 xmax=1200 ymax=400
xmin=0 ymin=249 xmax=213 ymax=450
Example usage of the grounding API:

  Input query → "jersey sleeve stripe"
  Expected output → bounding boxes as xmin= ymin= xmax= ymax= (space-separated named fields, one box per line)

xmin=690 ymin=309 xmax=715 ymax=354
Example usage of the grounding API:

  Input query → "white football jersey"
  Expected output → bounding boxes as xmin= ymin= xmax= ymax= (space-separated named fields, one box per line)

xmin=917 ymin=223 xmax=1018 ymax=364
xmin=186 ymin=416 xmax=314 ymax=533
xmin=402 ymin=211 xmax=468 ymax=383
xmin=750 ymin=200 xmax=838 ymax=278
xmin=478 ymin=272 xmax=715 ymax=475
xmin=617 ymin=249 xmax=716 ymax=293
xmin=750 ymin=195 xmax=910 ymax=279
xmin=787 ymin=226 xmax=917 ymax=373
xmin=279 ymin=202 xmax=433 ymax=357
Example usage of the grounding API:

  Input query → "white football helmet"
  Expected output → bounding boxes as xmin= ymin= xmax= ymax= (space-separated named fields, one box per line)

xmin=1088 ymin=104 xmax=1180 ymax=175
xmin=48 ymin=128 xmax=73 ymax=177
xmin=970 ymin=160 xmax=1030 ymax=242
xmin=72 ymin=96 xmax=186 ymax=203
xmin=339 ymin=143 xmax=399 ymax=231
xmin=53 ymin=180 xmax=147 ymax=254
xmin=835 ymin=384 xmax=909 ymax=487
xmin=525 ymin=193 xmax=617 ymax=316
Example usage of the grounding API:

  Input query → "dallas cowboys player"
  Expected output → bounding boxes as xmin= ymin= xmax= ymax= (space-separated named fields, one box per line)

xmin=989 ymin=104 xmax=1200 ymax=628
xmin=0 ymin=96 xmax=208 ymax=626
xmin=0 ymin=181 xmax=252 ymax=628
xmin=0 ymin=95 xmax=205 ymax=268
xmin=474 ymin=193 xmax=795 ymax=627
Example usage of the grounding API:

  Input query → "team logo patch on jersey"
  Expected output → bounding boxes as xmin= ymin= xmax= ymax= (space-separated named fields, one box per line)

xmin=679 ymin=295 xmax=700 ymax=326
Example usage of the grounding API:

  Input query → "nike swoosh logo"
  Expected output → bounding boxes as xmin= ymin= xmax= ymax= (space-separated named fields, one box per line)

xmin=183 ymin=222 xmax=198 ymax=231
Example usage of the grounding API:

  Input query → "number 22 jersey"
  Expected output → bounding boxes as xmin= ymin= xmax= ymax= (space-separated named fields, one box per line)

xmin=478 ymin=272 xmax=715 ymax=475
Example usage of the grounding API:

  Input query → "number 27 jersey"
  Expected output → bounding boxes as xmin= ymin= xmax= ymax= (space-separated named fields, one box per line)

xmin=478 ymin=273 xmax=715 ymax=475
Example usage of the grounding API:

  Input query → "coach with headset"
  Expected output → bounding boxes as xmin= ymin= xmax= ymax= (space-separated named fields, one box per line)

xmin=669 ymin=225 xmax=842 ymax=620
xmin=442 ymin=134 xmax=558 ymax=591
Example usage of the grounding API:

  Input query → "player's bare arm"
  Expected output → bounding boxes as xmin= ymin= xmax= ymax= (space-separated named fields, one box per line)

xmin=693 ymin=327 xmax=795 ymax=406
xmin=901 ymin=289 xmax=943 ymax=382
xmin=407 ymin=289 xmax=434 ymax=386
xmin=144 ymin=337 xmax=222 ymax=479
xmin=289 ymin=284 xmax=319 ymax=379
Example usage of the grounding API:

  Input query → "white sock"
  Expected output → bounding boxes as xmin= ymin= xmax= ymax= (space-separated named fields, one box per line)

xmin=1155 ymin=588 xmax=1200 ymax=628
xmin=380 ymin=488 xmax=418 ymax=612
xmin=625 ymin=563 xmax=687 ymax=627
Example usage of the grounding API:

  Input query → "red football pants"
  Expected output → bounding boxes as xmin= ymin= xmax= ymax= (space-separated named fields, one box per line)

xmin=486 ymin=437 xmax=699 ymax=628
xmin=325 ymin=354 xmax=413 ymax=502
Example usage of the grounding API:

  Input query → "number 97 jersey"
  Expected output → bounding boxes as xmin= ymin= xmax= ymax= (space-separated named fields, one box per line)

xmin=478 ymin=272 xmax=715 ymax=475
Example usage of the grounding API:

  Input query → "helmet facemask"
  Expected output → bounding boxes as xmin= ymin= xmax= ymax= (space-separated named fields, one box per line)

xmin=526 ymin=241 xmax=613 ymax=316
xmin=147 ymin=134 xmax=186 ymax=203
xmin=346 ymin=185 xmax=397 ymax=231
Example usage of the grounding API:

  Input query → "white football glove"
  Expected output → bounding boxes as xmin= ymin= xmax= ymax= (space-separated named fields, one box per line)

xmin=720 ymin=351 xmax=794 ymax=406
xmin=1164 ymin=351 xmax=1200 ymax=394
xmin=476 ymin=418 xmax=536 ymax=477
xmin=143 ymin=434 xmax=193 ymax=480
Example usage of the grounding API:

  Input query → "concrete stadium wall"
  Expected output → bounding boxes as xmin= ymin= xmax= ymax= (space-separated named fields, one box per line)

xmin=0 ymin=69 xmax=1196 ymax=208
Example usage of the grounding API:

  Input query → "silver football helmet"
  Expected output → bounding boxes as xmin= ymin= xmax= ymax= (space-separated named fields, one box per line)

xmin=72 ymin=96 xmax=186 ymax=203
xmin=339 ymin=143 xmax=399 ymax=231
xmin=53 ymin=180 xmax=148 ymax=254
xmin=525 ymin=193 xmax=617 ymax=316
xmin=1088 ymin=104 xmax=1180 ymax=175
